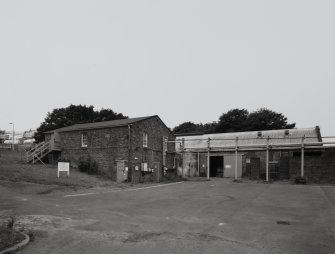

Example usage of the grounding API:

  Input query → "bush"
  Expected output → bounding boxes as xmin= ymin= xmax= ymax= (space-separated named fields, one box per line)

xmin=78 ymin=157 xmax=98 ymax=175
xmin=6 ymin=216 xmax=15 ymax=229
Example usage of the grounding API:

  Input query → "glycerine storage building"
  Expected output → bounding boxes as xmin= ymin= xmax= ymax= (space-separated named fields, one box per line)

xmin=43 ymin=116 xmax=175 ymax=182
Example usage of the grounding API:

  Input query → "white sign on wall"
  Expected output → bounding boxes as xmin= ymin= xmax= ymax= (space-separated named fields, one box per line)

xmin=57 ymin=162 xmax=70 ymax=178
xmin=225 ymin=165 xmax=232 ymax=169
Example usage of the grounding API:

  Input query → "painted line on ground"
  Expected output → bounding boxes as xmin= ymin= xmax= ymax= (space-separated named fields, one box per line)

xmin=64 ymin=192 xmax=97 ymax=198
xmin=64 ymin=181 xmax=183 ymax=198
xmin=123 ymin=181 xmax=183 ymax=192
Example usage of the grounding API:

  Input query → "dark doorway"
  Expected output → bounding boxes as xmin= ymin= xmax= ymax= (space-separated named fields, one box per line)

xmin=210 ymin=156 xmax=224 ymax=177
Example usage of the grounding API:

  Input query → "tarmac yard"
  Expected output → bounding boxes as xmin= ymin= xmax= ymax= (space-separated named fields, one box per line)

xmin=1 ymin=179 xmax=335 ymax=254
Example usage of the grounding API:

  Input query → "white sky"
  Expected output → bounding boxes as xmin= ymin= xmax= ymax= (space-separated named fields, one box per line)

xmin=0 ymin=0 xmax=334 ymax=136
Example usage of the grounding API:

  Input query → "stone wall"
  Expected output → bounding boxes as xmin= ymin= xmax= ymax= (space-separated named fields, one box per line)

xmin=59 ymin=126 xmax=129 ymax=181
xmin=242 ymin=149 xmax=335 ymax=183
xmin=130 ymin=117 xmax=175 ymax=182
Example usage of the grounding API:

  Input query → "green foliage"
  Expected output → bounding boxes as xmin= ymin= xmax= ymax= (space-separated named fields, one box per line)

xmin=215 ymin=109 xmax=249 ymax=133
xmin=78 ymin=157 xmax=99 ymax=175
xmin=172 ymin=122 xmax=203 ymax=134
xmin=172 ymin=121 xmax=217 ymax=135
xmin=173 ymin=108 xmax=296 ymax=134
xmin=34 ymin=105 xmax=128 ymax=143
xmin=246 ymin=108 xmax=296 ymax=131
xmin=6 ymin=216 xmax=15 ymax=229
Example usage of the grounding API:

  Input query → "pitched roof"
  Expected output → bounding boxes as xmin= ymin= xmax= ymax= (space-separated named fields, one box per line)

xmin=176 ymin=127 xmax=322 ymax=150
xmin=45 ymin=116 xmax=157 ymax=133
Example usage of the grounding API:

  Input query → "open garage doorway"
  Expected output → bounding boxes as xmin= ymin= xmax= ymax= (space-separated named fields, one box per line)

xmin=210 ymin=156 xmax=224 ymax=177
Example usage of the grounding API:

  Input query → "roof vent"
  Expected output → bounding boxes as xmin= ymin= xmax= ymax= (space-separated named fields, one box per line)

xmin=257 ymin=131 xmax=262 ymax=138
xmin=284 ymin=130 xmax=290 ymax=136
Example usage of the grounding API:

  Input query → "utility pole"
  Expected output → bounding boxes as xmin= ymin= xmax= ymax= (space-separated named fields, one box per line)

xmin=9 ymin=122 xmax=14 ymax=151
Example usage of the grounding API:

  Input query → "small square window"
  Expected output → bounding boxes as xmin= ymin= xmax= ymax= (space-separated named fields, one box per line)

xmin=257 ymin=131 xmax=262 ymax=138
xmin=143 ymin=132 xmax=148 ymax=148
xmin=81 ymin=132 xmax=88 ymax=147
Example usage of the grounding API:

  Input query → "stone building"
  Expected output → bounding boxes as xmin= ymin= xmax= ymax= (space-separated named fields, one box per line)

xmin=41 ymin=116 xmax=175 ymax=182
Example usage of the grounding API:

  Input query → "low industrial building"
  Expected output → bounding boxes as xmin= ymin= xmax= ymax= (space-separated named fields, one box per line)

xmin=175 ymin=127 xmax=335 ymax=183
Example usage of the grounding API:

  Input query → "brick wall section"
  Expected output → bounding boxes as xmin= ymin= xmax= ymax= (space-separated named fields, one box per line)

xmin=289 ymin=148 xmax=335 ymax=183
xmin=242 ymin=149 xmax=335 ymax=183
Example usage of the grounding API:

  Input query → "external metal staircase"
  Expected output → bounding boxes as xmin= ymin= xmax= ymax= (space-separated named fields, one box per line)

xmin=26 ymin=141 xmax=51 ymax=164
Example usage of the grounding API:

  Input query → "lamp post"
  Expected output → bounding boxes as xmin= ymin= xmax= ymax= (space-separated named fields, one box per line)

xmin=9 ymin=122 xmax=14 ymax=151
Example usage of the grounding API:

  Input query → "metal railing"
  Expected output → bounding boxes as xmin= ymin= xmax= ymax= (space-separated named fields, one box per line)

xmin=26 ymin=141 xmax=51 ymax=164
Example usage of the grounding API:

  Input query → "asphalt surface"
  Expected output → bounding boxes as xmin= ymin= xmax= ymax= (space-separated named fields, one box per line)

xmin=1 ymin=179 xmax=335 ymax=254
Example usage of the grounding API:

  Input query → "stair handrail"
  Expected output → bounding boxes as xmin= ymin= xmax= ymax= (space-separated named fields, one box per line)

xmin=26 ymin=141 xmax=51 ymax=163
xmin=27 ymin=142 xmax=46 ymax=157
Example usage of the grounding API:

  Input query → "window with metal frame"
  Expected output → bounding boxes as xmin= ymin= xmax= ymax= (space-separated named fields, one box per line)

xmin=81 ymin=132 xmax=88 ymax=147
xmin=143 ymin=132 xmax=148 ymax=147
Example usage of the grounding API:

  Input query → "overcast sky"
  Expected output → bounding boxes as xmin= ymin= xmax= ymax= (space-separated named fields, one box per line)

xmin=0 ymin=0 xmax=334 ymax=136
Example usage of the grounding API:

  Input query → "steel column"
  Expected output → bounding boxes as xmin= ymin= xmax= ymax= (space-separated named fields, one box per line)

xmin=235 ymin=137 xmax=238 ymax=180
xmin=207 ymin=138 xmax=210 ymax=180
xmin=197 ymin=152 xmax=200 ymax=176
xmin=301 ymin=136 xmax=305 ymax=177
xmin=266 ymin=137 xmax=269 ymax=182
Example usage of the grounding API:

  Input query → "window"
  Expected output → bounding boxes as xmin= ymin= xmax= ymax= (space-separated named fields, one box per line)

xmin=141 ymin=162 xmax=148 ymax=171
xmin=257 ymin=131 xmax=262 ymax=138
xmin=284 ymin=130 xmax=290 ymax=136
xmin=81 ymin=132 xmax=88 ymax=147
xmin=143 ymin=132 xmax=148 ymax=147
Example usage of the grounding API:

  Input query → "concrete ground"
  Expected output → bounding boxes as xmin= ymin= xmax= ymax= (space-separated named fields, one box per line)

xmin=0 ymin=179 xmax=335 ymax=254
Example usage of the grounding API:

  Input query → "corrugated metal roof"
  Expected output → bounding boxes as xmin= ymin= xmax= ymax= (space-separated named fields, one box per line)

xmin=176 ymin=127 xmax=321 ymax=150
xmin=45 ymin=116 xmax=157 ymax=133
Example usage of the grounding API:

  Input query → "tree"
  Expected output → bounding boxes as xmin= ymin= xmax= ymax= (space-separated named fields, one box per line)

xmin=215 ymin=109 xmax=249 ymax=133
xmin=93 ymin=108 xmax=127 ymax=122
xmin=0 ymin=129 xmax=5 ymax=144
xmin=202 ymin=122 xmax=217 ymax=134
xmin=172 ymin=122 xmax=203 ymax=135
xmin=173 ymin=108 xmax=295 ymax=135
xmin=34 ymin=105 xmax=127 ymax=143
xmin=247 ymin=108 xmax=295 ymax=131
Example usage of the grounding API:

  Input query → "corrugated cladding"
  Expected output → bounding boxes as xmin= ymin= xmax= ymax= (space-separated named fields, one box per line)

xmin=176 ymin=127 xmax=320 ymax=150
